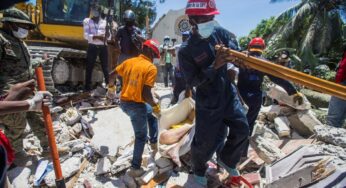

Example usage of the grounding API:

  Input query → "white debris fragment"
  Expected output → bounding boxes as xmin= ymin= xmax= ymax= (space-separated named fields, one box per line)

xmin=95 ymin=157 xmax=112 ymax=176
xmin=7 ymin=167 xmax=31 ymax=188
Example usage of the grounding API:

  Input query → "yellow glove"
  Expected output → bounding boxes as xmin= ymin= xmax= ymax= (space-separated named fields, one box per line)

xmin=152 ymin=103 xmax=161 ymax=117
xmin=292 ymin=92 xmax=304 ymax=105
xmin=107 ymin=85 xmax=117 ymax=99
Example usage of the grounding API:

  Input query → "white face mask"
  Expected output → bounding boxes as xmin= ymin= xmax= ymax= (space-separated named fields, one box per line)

xmin=197 ymin=20 xmax=218 ymax=39
xmin=12 ymin=27 xmax=29 ymax=39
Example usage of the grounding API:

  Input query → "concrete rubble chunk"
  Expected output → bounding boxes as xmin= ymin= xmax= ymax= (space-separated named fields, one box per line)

xmin=250 ymin=136 xmax=285 ymax=164
xmin=44 ymin=157 xmax=81 ymax=187
xmin=71 ymin=143 xmax=86 ymax=153
xmin=267 ymin=85 xmax=311 ymax=110
xmin=265 ymin=146 xmax=337 ymax=188
xmin=95 ymin=157 xmax=112 ymax=176
xmin=89 ymin=108 xmax=133 ymax=157
xmin=274 ymin=116 xmax=291 ymax=138
xmin=7 ymin=167 xmax=31 ymax=188
xmin=155 ymin=157 xmax=174 ymax=169
xmin=60 ymin=107 xmax=82 ymax=126
xmin=69 ymin=123 xmax=83 ymax=136
xmin=301 ymin=89 xmax=330 ymax=108
xmin=137 ymin=167 xmax=158 ymax=185
xmin=314 ymin=125 xmax=346 ymax=148
xmin=287 ymin=110 xmax=323 ymax=137
xmin=253 ymin=123 xmax=279 ymax=140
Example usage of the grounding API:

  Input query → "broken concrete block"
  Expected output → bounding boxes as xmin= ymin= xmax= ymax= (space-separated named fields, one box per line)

xmin=69 ymin=123 xmax=83 ymax=136
xmin=90 ymin=108 xmax=133 ymax=157
xmin=274 ymin=116 xmax=290 ymax=138
xmin=250 ymin=136 xmax=285 ymax=164
xmin=59 ymin=139 xmax=84 ymax=149
xmin=267 ymin=86 xmax=311 ymax=110
xmin=95 ymin=157 xmax=112 ymax=176
xmin=158 ymin=164 xmax=174 ymax=175
xmin=71 ymin=143 xmax=85 ymax=153
xmin=314 ymin=125 xmax=346 ymax=148
xmin=56 ymin=123 xmax=71 ymax=143
xmin=301 ymin=89 xmax=330 ymax=108
xmin=155 ymin=157 xmax=173 ymax=169
xmin=253 ymin=123 xmax=279 ymax=140
xmin=60 ymin=107 xmax=82 ymax=126
xmin=7 ymin=167 xmax=31 ymax=188
xmin=288 ymin=110 xmax=323 ymax=137
xmin=137 ymin=167 xmax=158 ymax=185
xmin=44 ymin=157 xmax=81 ymax=187
xmin=265 ymin=146 xmax=333 ymax=188
xmin=110 ymin=155 xmax=132 ymax=175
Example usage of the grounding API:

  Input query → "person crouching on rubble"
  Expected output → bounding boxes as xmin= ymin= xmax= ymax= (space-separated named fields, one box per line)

xmin=237 ymin=37 xmax=304 ymax=158
xmin=107 ymin=39 xmax=161 ymax=178
xmin=179 ymin=0 xmax=250 ymax=186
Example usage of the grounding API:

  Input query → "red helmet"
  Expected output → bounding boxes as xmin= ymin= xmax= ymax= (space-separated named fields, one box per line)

xmin=249 ymin=37 xmax=265 ymax=48
xmin=143 ymin=39 xmax=160 ymax=58
xmin=185 ymin=0 xmax=220 ymax=16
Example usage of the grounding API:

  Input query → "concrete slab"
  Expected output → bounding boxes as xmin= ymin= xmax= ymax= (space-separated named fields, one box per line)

xmin=89 ymin=108 xmax=133 ymax=157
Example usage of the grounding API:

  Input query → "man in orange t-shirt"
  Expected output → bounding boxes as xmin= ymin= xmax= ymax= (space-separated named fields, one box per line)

xmin=108 ymin=39 xmax=161 ymax=177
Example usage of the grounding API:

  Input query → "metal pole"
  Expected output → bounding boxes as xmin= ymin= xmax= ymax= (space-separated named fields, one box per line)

xmin=35 ymin=66 xmax=66 ymax=188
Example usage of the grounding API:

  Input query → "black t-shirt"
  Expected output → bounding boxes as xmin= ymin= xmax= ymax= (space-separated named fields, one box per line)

xmin=116 ymin=26 xmax=141 ymax=56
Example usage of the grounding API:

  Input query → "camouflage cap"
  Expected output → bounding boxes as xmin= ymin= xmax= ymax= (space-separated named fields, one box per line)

xmin=0 ymin=7 xmax=35 ymax=28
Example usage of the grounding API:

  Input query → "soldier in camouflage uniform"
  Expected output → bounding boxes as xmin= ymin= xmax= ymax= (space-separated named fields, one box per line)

xmin=0 ymin=8 xmax=48 ymax=154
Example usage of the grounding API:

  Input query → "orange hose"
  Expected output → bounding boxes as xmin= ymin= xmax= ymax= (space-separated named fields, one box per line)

xmin=35 ymin=66 xmax=64 ymax=181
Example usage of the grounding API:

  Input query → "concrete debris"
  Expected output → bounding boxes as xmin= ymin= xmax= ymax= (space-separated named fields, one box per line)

xmin=60 ymin=107 xmax=82 ymax=126
xmin=71 ymin=143 xmax=85 ymax=153
xmin=253 ymin=123 xmax=280 ymax=140
xmin=44 ymin=157 xmax=81 ymax=187
xmin=287 ymin=110 xmax=323 ymax=137
xmin=301 ymin=89 xmax=331 ymax=108
xmin=314 ymin=125 xmax=346 ymax=148
xmin=137 ymin=167 xmax=158 ymax=185
xmin=89 ymin=108 xmax=133 ymax=157
xmin=95 ymin=157 xmax=112 ymax=176
xmin=69 ymin=123 xmax=83 ymax=136
xmin=251 ymin=136 xmax=286 ymax=164
xmin=7 ymin=167 xmax=32 ymax=188
xmin=265 ymin=146 xmax=336 ymax=188
xmin=267 ymin=85 xmax=311 ymax=110
xmin=274 ymin=116 xmax=291 ymax=138
xmin=55 ymin=122 xmax=71 ymax=143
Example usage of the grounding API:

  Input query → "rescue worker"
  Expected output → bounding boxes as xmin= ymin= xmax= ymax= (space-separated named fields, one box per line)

xmin=114 ymin=10 xmax=144 ymax=64
xmin=0 ymin=8 xmax=51 ymax=159
xmin=238 ymin=37 xmax=304 ymax=156
xmin=160 ymin=36 xmax=175 ymax=87
xmin=171 ymin=31 xmax=190 ymax=104
xmin=327 ymin=44 xmax=346 ymax=127
xmin=83 ymin=5 xmax=109 ymax=91
xmin=179 ymin=0 xmax=249 ymax=186
xmin=107 ymin=39 xmax=161 ymax=178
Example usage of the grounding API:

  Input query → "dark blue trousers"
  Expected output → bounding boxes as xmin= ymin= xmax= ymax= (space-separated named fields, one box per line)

xmin=191 ymin=85 xmax=249 ymax=177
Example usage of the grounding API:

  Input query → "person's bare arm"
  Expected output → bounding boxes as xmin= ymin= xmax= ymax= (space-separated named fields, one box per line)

xmin=108 ymin=69 xmax=117 ymax=87
xmin=0 ymin=101 xmax=29 ymax=115
xmin=143 ymin=85 xmax=157 ymax=107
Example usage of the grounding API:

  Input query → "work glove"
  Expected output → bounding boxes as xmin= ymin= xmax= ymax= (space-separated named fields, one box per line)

xmin=152 ymin=103 xmax=161 ymax=118
xmin=26 ymin=91 xmax=53 ymax=112
xmin=107 ymin=85 xmax=117 ymax=99
xmin=292 ymin=92 xmax=304 ymax=105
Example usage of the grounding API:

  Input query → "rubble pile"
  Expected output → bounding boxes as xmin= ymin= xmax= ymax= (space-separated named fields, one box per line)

xmin=6 ymin=85 xmax=346 ymax=188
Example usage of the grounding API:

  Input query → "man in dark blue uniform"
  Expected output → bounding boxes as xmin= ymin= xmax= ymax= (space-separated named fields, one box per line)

xmin=238 ymin=37 xmax=304 ymax=157
xmin=179 ymin=0 xmax=249 ymax=186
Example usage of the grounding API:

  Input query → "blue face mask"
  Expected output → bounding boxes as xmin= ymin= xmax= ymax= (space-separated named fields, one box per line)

xmin=197 ymin=20 xmax=218 ymax=39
